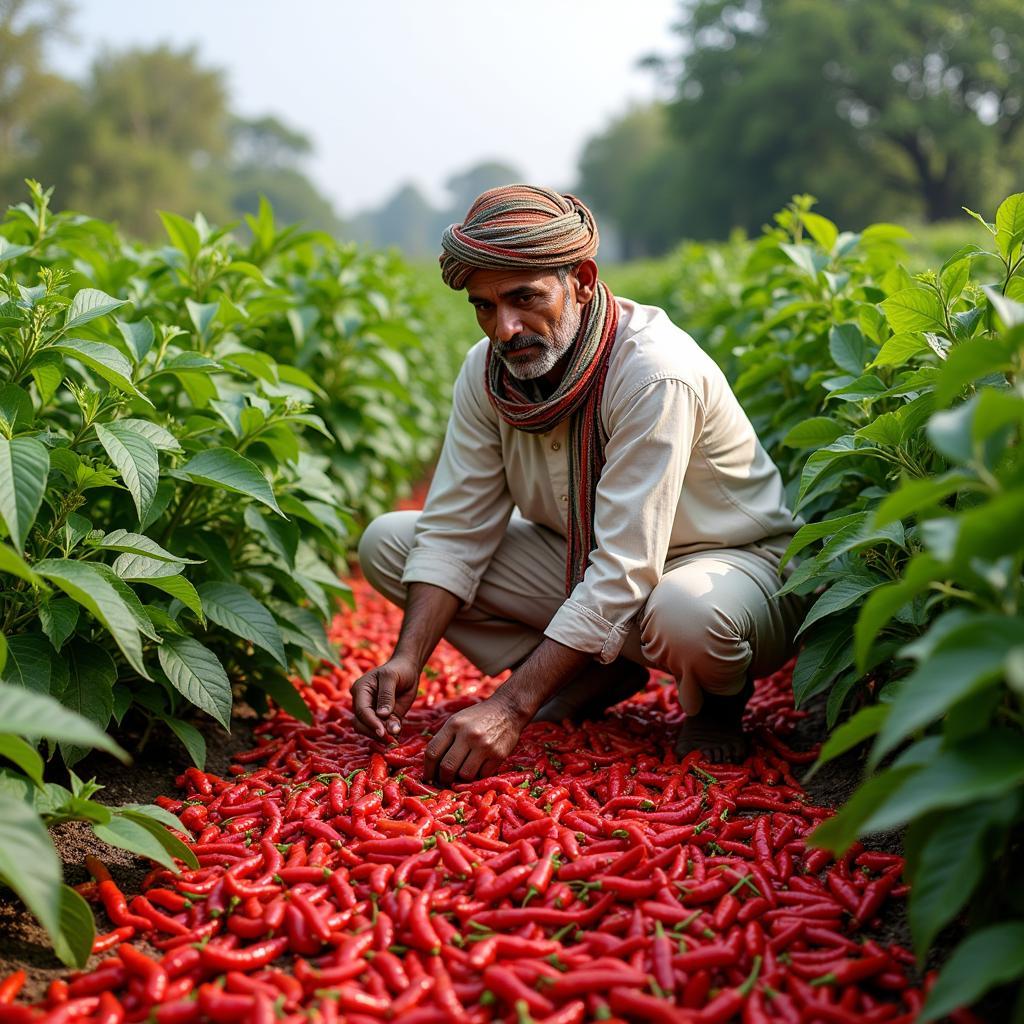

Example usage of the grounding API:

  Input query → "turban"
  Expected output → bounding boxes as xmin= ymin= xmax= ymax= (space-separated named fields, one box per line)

xmin=439 ymin=184 xmax=600 ymax=290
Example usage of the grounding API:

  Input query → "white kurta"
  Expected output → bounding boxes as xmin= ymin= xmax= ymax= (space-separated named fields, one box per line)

xmin=400 ymin=296 xmax=802 ymax=663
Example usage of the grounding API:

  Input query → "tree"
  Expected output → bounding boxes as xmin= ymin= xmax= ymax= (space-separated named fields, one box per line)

xmin=649 ymin=0 xmax=1024 ymax=236
xmin=348 ymin=183 xmax=441 ymax=258
xmin=445 ymin=160 xmax=524 ymax=215
xmin=577 ymin=104 xmax=688 ymax=258
xmin=0 ymin=0 xmax=75 ymax=195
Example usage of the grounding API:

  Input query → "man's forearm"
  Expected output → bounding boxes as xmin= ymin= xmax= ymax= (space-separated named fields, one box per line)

xmin=392 ymin=582 xmax=461 ymax=671
xmin=494 ymin=637 xmax=593 ymax=720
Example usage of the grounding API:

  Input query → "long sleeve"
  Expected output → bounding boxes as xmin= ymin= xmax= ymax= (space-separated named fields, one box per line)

xmin=543 ymin=377 xmax=705 ymax=662
xmin=401 ymin=351 xmax=514 ymax=608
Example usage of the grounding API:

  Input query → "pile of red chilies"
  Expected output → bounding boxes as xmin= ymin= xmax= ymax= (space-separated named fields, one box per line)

xmin=0 ymin=578 xmax=977 ymax=1024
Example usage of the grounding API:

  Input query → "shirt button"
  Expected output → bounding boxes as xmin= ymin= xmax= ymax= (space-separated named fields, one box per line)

xmin=551 ymin=441 xmax=561 ymax=451
xmin=560 ymin=494 xmax=568 ymax=502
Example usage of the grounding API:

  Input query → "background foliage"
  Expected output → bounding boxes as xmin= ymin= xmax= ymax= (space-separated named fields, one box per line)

xmin=609 ymin=192 xmax=1024 ymax=1017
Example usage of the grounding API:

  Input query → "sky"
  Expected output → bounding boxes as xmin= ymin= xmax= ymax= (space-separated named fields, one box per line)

xmin=50 ymin=1 xmax=681 ymax=217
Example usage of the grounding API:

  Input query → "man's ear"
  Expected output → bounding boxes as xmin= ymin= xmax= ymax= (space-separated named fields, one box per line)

xmin=570 ymin=259 xmax=598 ymax=305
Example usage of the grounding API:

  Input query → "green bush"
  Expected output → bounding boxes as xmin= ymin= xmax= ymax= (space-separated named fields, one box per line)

xmin=645 ymin=191 xmax=1024 ymax=1015
xmin=0 ymin=181 xmax=468 ymax=964
xmin=0 ymin=682 xmax=194 ymax=966
xmin=0 ymin=183 xmax=463 ymax=766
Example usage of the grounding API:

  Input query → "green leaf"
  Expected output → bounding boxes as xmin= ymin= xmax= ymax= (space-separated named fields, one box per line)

xmin=0 ymin=542 xmax=44 ymax=586
xmin=51 ymin=884 xmax=96 ymax=969
xmin=800 ymin=211 xmax=838 ymax=252
xmin=873 ymin=471 xmax=978 ymax=526
xmin=52 ymin=339 xmax=147 ymax=401
xmin=159 ymin=716 xmax=206 ymax=770
xmin=115 ymin=418 xmax=182 ymax=453
xmin=926 ymin=398 xmax=977 ymax=464
xmin=158 ymin=635 xmax=232 ymax=730
xmin=934 ymin=334 xmax=1016 ymax=407
xmin=791 ymin=617 xmax=857 ymax=706
xmin=90 ymin=563 xmax=160 ymax=642
xmin=869 ymin=332 xmax=928 ymax=368
xmin=861 ymin=732 xmax=1024 ymax=834
xmin=0 ymin=383 xmax=33 ymax=430
xmin=59 ymin=642 xmax=118 ymax=763
xmin=796 ymin=436 xmax=869 ymax=509
xmin=909 ymin=801 xmax=1017 ymax=962
xmin=63 ymin=288 xmax=127 ymax=332
xmin=0 ymin=790 xmax=62 ymax=939
xmin=934 ymin=488 xmax=1024 ymax=568
xmin=0 ymin=734 xmax=45 ymax=787
xmin=135 ymin=573 xmax=204 ymax=621
xmin=180 ymin=448 xmax=284 ymax=517
xmin=919 ymin=922 xmax=1024 ymax=1022
xmin=251 ymin=672 xmax=313 ymax=725
xmin=994 ymin=192 xmax=1024 ymax=261
xmin=0 ymin=436 xmax=50 ymax=552
xmin=881 ymin=286 xmax=947 ymax=334
xmin=809 ymin=766 xmax=919 ymax=853
xmin=779 ymin=242 xmax=824 ymax=279
xmin=186 ymin=299 xmax=219 ymax=341
xmin=781 ymin=417 xmax=847 ymax=449
xmin=92 ymin=815 xmax=181 ymax=872
xmin=0 ymin=636 xmax=53 ymax=692
xmin=159 ymin=211 xmax=200 ymax=262
xmin=869 ymin=617 xmax=1022 ymax=768
xmin=272 ymin=603 xmax=336 ymax=665
xmin=94 ymin=422 xmax=159 ymax=525
xmin=244 ymin=507 xmax=299 ymax=568
xmin=35 ymin=560 xmax=149 ymax=680
xmin=828 ymin=323 xmax=868 ymax=375
xmin=805 ymin=704 xmax=888 ymax=781
xmin=796 ymin=574 xmax=885 ymax=638
xmin=112 ymin=808 xmax=198 ymax=869
xmin=116 ymin=318 xmax=155 ymax=364
xmin=29 ymin=351 xmax=65 ymax=405
xmin=89 ymin=529 xmax=196 ymax=564
xmin=0 ymin=238 xmax=31 ymax=264
xmin=854 ymin=555 xmax=943 ymax=672
xmin=39 ymin=598 xmax=79 ymax=652
xmin=198 ymin=581 xmax=287 ymax=667
xmin=779 ymin=512 xmax=867 ymax=569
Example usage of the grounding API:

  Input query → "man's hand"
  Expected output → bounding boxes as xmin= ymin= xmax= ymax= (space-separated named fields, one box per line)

xmin=423 ymin=693 xmax=527 ymax=787
xmin=351 ymin=656 xmax=420 ymax=740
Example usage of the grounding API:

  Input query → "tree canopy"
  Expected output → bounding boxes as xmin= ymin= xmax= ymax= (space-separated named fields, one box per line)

xmin=0 ymin=0 xmax=343 ymax=238
xmin=576 ymin=0 xmax=1024 ymax=251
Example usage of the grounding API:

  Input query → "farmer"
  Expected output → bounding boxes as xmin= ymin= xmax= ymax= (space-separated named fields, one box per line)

xmin=354 ymin=185 xmax=805 ymax=784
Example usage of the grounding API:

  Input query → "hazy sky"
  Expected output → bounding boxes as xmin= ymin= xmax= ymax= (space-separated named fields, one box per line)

xmin=51 ymin=1 xmax=681 ymax=217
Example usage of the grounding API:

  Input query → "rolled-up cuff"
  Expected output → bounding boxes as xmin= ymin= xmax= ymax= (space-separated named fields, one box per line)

xmin=543 ymin=598 xmax=633 ymax=664
xmin=401 ymin=547 xmax=480 ymax=610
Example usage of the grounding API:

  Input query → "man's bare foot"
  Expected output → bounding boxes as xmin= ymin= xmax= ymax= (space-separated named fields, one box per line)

xmin=533 ymin=659 xmax=650 ymax=723
xmin=673 ymin=679 xmax=753 ymax=763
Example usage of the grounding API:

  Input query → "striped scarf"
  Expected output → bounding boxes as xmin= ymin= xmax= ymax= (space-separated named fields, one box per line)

xmin=484 ymin=281 xmax=620 ymax=594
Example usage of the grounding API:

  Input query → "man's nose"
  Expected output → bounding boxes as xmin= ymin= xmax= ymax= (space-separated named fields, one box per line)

xmin=494 ymin=306 xmax=523 ymax=343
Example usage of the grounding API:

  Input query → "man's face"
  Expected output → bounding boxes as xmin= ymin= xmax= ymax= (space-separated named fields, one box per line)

xmin=465 ymin=267 xmax=582 ymax=381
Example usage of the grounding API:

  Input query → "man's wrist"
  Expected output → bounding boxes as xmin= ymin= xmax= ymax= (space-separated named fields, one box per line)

xmin=492 ymin=638 xmax=593 ymax=724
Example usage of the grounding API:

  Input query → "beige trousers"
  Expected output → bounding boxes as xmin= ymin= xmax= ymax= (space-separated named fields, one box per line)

xmin=358 ymin=511 xmax=807 ymax=714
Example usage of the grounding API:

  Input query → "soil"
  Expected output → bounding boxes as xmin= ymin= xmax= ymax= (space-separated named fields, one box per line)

xmin=0 ymin=707 xmax=259 ymax=1000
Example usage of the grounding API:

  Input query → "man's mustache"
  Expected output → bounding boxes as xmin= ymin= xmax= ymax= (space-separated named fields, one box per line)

xmin=494 ymin=334 xmax=546 ymax=358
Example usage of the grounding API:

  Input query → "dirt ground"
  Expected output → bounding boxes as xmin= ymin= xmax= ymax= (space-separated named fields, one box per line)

xmin=0 ymin=707 xmax=258 ymax=998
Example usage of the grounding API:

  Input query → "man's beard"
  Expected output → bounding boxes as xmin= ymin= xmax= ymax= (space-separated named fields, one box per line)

xmin=494 ymin=301 xmax=583 ymax=380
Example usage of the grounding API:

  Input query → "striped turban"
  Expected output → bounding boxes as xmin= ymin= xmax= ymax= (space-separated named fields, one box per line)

xmin=439 ymin=184 xmax=600 ymax=290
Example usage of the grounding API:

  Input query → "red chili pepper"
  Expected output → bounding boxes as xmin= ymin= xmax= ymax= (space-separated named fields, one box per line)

xmin=0 ymin=973 xmax=25 ymax=1006
xmin=200 ymin=936 xmax=289 ymax=972
xmin=117 ymin=944 xmax=168 ymax=1004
